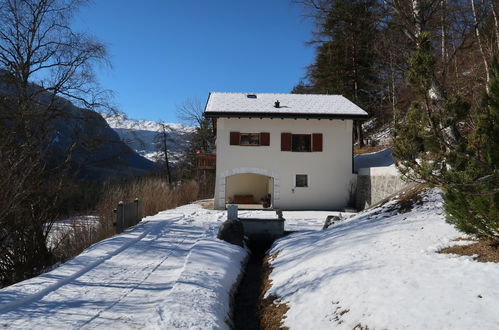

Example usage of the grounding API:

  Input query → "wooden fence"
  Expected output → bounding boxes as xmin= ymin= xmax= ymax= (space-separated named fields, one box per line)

xmin=115 ymin=198 xmax=142 ymax=234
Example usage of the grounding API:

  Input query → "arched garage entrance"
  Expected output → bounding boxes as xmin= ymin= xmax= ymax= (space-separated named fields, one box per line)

xmin=226 ymin=173 xmax=273 ymax=208
xmin=218 ymin=168 xmax=280 ymax=209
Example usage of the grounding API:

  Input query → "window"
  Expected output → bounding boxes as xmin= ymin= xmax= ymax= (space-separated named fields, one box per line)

xmin=295 ymin=174 xmax=308 ymax=187
xmin=230 ymin=132 xmax=270 ymax=146
xmin=281 ymin=133 xmax=322 ymax=152
xmin=292 ymin=134 xmax=311 ymax=152
xmin=240 ymin=133 xmax=260 ymax=145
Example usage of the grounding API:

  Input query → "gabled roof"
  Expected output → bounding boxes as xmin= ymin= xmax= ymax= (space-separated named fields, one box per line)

xmin=204 ymin=92 xmax=368 ymax=119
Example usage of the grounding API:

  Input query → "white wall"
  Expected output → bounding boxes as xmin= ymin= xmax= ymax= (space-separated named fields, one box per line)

xmin=214 ymin=118 xmax=356 ymax=210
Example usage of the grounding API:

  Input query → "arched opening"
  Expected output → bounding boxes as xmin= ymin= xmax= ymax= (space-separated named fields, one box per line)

xmin=225 ymin=173 xmax=273 ymax=209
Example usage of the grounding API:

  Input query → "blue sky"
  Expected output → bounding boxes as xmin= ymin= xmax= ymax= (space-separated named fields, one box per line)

xmin=74 ymin=1 xmax=315 ymax=123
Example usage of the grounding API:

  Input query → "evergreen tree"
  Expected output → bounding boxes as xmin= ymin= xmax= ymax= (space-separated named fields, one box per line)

xmin=393 ymin=32 xmax=499 ymax=241
xmin=293 ymin=0 xmax=380 ymax=146
xmin=443 ymin=60 xmax=499 ymax=240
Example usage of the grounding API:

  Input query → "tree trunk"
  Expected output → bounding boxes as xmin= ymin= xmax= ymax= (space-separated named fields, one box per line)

xmin=490 ymin=3 xmax=499 ymax=52
xmin=471 ymin=0 xmax=491 ymax=92
xmin=161 ymin=125 xmax=172 ymax=186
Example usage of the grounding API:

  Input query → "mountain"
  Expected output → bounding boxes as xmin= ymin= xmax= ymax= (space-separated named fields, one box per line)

xmin=0 ymin=76 xmax=154 ymax=180
xmin=102 ymin=114 xmax=195 ymax=162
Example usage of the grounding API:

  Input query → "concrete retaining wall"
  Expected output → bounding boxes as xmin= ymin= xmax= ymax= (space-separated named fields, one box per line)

xmin=355 ymin=165 xmax=408 ymax=210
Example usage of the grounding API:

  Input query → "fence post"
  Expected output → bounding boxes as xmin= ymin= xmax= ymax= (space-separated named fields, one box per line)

xmin=116 ymin=201 xmax=124 ymax=234
xmin=227 ymin=204 xmax=238 ymax=221
xmin=134 ymin=198 xmax=140 ymax=225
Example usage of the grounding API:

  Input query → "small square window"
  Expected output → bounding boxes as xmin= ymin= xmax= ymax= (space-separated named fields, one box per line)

xmin=295 ymin=174 xmax=308 ymax=187
xmin=240 ymin=133 xmax=260 ymax=146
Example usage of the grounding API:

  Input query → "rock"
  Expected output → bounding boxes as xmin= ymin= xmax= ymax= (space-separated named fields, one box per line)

xmin=322 ymin=215 xmax=341 ymax=230
xmin=217 ymin=219 xmax=244 ymax=247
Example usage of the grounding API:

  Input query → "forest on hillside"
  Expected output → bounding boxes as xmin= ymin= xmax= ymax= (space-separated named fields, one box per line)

xmin=292 ymin=0 xmax=498 ymax=241
xmin=293 ymin=0 xmax=497 ymax=144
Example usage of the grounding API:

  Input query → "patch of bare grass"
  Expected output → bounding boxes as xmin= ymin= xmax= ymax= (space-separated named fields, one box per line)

xmin=354 ymin=145 xmax=390 ymax=155
xmin=375 ymin=183 xmax=426 ymax=214
xmin=260 ymin=251 xmax=290 ymax=330
xmin=440 ymin=240 xmax=499 ymax=263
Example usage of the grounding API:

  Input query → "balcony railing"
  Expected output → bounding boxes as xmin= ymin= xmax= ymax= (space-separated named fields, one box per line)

xmin=196 ymin=153 xmax=216 ymax=170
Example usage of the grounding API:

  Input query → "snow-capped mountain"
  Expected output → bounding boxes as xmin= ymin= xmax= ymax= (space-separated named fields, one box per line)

xmin=102 ymin=114 xmax=196 ymax=162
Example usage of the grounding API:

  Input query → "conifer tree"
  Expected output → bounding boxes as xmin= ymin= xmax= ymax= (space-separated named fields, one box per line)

xmin=443 ymin=60 xmax=499 ymax=240
xmin=393 ymin=32 xmax=499 ymax=241
xmin=293 ymin=0 xmax=379 ymax=146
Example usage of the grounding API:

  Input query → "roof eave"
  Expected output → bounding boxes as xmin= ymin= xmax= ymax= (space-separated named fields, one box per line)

xmin=204 ymin=111 xmax=368 ymax=120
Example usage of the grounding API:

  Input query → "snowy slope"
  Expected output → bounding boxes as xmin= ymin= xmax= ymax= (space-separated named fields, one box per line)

xmin=102 ymin=114 xmax=196 ymax=162
xmin=353 ymin=147 xmax=394 ymax=172
xmin=0 ymin=204 xmax=247 ymax=329
xmin=266 ymin=189 xmax=499 ymax=329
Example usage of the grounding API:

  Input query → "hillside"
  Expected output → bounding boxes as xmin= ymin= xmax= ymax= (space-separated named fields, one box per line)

xmin=0 ymin=79 xmax=153 ymax=180
xmin=263 ymin=187 xmax=499 ymax=329
xmin=102 ymin=114 xmax=195 ymax=162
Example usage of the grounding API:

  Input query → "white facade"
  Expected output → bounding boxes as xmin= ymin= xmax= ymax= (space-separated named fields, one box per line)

xmin=214 ymin=117 xmax=356 ymax=210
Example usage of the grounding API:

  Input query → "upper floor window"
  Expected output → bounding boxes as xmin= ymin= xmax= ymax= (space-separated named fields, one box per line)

xmin=240 ymin=133 xmax=260 ymax=145
xmin=292 ymin=134 xmax=311 ymax=152
xmin=281 ymin=133 xmax=322 ymax=152
xmin=230 ymin=132 xmax=270 ymax=146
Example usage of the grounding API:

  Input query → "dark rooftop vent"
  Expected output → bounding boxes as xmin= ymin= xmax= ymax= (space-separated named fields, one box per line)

xmin=274 ymin=100 xmax=280 ymax=108
xmin=247 ymin=94 xmax=257 ymax=99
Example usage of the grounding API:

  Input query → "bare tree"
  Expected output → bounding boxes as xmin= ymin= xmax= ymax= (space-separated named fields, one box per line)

xmin=0 ymin=0 xmax=108 ymax=286
xmin=176 ymin=97 xmax=214 ymax=153
xmin=154 ymin=123 xmax=173 ymax=186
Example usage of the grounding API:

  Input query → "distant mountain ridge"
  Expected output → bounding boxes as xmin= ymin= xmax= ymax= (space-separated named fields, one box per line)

xmin=102 ymin=114 xmax=195 ymax=162
xmin=0 ymin=75 xmax=154 ymax=180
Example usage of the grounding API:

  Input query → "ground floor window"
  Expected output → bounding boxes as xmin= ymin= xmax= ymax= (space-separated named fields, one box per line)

xmin=295 ymin=174 xmax=308 ymax=187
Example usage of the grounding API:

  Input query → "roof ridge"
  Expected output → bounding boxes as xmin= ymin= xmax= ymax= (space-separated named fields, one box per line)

xmin=209 ymin=92 xmax=345 ymax=97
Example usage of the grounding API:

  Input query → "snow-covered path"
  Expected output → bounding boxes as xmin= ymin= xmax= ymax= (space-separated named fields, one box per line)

xmin=0 ymin=205 xmax=245 ymax=329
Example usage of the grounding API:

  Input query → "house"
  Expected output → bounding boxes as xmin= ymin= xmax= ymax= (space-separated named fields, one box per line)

xmin=204 ymin=92 xmax=368 ymax=210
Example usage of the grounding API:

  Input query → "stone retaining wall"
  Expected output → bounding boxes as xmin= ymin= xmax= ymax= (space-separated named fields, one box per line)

xmin=355 ymin=165 xmax=408 ymax=210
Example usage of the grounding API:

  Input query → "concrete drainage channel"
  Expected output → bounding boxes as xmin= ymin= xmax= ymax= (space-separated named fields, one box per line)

xmin=218 ymin=205 xmax=286 ymax=330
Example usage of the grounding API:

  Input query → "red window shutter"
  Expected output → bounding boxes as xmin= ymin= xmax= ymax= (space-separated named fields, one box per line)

xmin=281 ymin=133 xmax=291 ymax=151
xmin=312 ymin=133 xmax=323 ymax=152
xmin=260 ymin=132 xmax=270 ymax=146
xmin=230 ymin=132 xmax=240 ymax=145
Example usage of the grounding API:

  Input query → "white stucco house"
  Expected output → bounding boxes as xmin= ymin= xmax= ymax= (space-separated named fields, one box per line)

xmin=204 ymin=92 xmax=368 ymax=210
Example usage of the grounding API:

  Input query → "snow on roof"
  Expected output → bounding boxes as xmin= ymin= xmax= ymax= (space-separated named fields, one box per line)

xmin=204 ymin=92 xmax=368 ymax=118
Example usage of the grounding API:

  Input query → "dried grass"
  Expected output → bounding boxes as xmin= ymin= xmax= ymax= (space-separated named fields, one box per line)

xmin=97 ymin=178 xmax=199 ymax=235
xmin=354 ymin=145 xmax=390 ymax=155
xmin=259 ymin=252 xmax=290 ymax=330
xmin=51 ymin=217 xmax=105 ymax=263
xmin=439 ymin=240 xmax=499 ymax=263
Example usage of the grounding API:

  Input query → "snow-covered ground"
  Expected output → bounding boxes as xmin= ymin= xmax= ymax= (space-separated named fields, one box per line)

xmin=266 ymin=189 xmax=499 ymax=329
xmin=353 ymin=147 xmax=394 ymax=172
xmin=0 ymin=203 xmax=342 ymax=329
xmin=3 ymin=190 xmax=497 ymax=329
xmin=0 ymin=204 xmax=246 ymax=329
